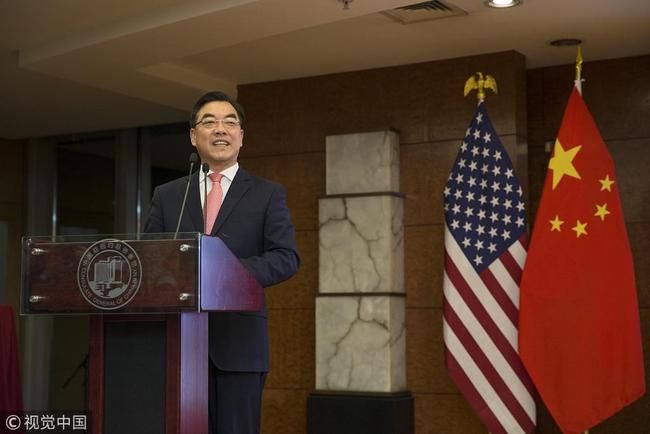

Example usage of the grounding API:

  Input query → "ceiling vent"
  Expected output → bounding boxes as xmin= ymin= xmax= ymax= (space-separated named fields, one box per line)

xmin=382 ymin=1 xmax=467 ymax=24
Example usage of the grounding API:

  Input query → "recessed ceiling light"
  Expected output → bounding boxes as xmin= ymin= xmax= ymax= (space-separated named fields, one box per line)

xmin=485 ymin=0 xmax=521 ymax=8
xmin=549 ymin=38 xmax=583 ymax=47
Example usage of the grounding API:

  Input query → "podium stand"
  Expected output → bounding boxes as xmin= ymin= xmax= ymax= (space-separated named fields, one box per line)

xmin=21 ymin=233 xmax=262 ymax=434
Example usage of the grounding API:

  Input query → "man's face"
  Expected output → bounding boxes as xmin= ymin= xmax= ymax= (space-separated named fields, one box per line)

xmin=190 ymin=101 xmax=244 ymax=170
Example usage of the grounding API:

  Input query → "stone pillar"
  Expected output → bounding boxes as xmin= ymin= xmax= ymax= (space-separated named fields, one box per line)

xmin=308 ymin=131 xmax=413 ymax=434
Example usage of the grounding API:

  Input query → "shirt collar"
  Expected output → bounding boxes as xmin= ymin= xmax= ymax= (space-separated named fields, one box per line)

xmin=200 ymin=162 xmax=239 ymax=182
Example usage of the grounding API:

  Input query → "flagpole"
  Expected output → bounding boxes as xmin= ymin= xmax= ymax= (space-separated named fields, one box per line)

xmin=577 ymin=48 xmax=592 ymax=434
xmin=574 ymin=46 xmax=583 ymax=94
xmin=560 ymin=47 xmax=592 ymax=434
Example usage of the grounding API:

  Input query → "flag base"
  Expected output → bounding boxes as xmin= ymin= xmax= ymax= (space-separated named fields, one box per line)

xmin=307 ymin=391 xmax=413 ymax=434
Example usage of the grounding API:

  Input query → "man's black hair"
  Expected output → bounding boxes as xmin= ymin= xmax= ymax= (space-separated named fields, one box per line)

xmin=190 ymin=91 xmax=245 ymax=128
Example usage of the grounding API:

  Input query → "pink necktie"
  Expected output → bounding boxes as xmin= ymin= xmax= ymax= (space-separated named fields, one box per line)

xmin=205 ymin=172 xmax=223 ymax=234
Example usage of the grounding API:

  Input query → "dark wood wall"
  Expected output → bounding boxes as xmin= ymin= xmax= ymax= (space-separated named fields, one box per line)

xmin=238 ymin=50 xmax=529 ymax=433
xmin=237 ymin=51 xmax=649 ymax=433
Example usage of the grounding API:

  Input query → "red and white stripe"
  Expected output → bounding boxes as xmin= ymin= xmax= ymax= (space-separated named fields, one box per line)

xmin=443 ymin=226 xmax=536 ymax=434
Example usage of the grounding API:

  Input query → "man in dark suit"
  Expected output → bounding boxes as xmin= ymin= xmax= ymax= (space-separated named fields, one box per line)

xmin=144 ymin=91 xmax=300 ymax=434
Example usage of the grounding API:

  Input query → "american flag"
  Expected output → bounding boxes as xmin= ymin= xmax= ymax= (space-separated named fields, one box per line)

xmin=442 ymin=102 xmax=536 ymax=434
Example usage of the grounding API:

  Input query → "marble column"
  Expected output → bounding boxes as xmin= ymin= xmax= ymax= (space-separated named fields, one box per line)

xmin=309 ymin=130 xmax=413 ymax=434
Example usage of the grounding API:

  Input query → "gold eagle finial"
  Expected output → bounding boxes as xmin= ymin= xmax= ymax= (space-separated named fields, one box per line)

xmin=464 ymin=72 xmax=498 ymax=101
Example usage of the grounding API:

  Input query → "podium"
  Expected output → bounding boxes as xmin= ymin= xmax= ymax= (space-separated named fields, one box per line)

xmin=21 ymin=233 xmax=263 ymax=434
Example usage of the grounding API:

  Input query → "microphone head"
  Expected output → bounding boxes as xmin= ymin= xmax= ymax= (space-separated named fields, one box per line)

xmin=189 ymin=153 xmax=199 ymax=164
xmin=201 ymin=163 xmax=210 ymax=173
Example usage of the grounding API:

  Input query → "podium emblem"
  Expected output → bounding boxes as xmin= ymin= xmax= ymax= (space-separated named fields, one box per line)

xmin=77 ymin=239 xmax=142 ymax=310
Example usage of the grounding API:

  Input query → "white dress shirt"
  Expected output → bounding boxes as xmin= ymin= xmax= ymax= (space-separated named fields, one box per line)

xmin=198 ymin=162 xmax=239 ymax=208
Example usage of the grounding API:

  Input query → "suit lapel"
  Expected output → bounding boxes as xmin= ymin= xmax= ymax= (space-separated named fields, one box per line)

xmin=211 ymin=168 xmax=252 ymax=235
xmin=186 ymin=170 xmax=205 ymax=232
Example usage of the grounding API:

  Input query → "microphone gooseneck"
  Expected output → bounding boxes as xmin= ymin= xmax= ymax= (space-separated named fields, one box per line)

xmin=202 ymin=163 xmax=210 ymax=234
xmin=173 ymin=153 xmax=199 ymax=239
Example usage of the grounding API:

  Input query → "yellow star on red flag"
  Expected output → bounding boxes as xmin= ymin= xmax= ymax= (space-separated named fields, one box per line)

xmin=549 ymin=215 xmax=563 ymax=232
xmin=549 ymin=139 xmax=582 ymax=190
xmin=595 ymin=203 xmax=610 ymax=221
xmin=599 ymin=175 xmax=615 ymax=192
xmin=571 ymin=220 xmax=588 ymax=238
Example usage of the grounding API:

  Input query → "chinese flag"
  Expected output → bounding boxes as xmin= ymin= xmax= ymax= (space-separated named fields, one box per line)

xmin=519 ymin=87 xmax=645 ymax=433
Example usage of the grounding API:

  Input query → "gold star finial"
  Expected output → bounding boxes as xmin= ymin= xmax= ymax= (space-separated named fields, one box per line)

xmin=595 ymin=203 xmax=611 ymax=221
xmin=599 ymin=175 xmax=615 ymax=192
xmin=549 ymin=139 xmax=582 ymax=190
xmin=549 ymin=215 xmax=564 ymax=232
xmin=572 ymin=220 xmax=588 ymax=238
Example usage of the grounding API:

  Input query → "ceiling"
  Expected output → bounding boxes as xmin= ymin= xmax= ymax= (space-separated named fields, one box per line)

xmin=1 ymin=0 xmax=649 ymax=139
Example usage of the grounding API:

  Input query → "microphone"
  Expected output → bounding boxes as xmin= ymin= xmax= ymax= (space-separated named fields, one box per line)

xmin=173 ymin=153 xmax=199 ymax=239
xmin=202 ymin=163 xmax=210 ymax=234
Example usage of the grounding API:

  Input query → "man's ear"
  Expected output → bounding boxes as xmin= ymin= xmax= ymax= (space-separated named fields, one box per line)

xmin=189 ymin=129 xmax=197 ymax=147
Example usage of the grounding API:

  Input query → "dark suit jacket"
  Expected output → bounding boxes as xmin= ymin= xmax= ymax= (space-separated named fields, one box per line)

xmin=144 ymin=167 xmax=300 ymax=372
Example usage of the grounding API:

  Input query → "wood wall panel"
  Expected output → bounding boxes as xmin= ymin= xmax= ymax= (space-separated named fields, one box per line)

xmin=262 ymin=388 xmax=310 ymax=434
xmin=413 ymin=393 xmax=484 ymax=434
xmin=628 ymin=223 xmax=650 ymax=308
xmin=406 ymin=308 xmax=454 ymax=394
xmin=607 ymin=138 xmax=650 ymax=223
xmin=239 ymin=51 xmax=526 ymax=156
xmin=238 ymin=50 xmax=527 ymax=433
xmin=267 ymin=308 xmax=315 ymax=390
xmin=237 ymin=51 xmax=648 ymax=434
xmin=404 ymin=225 xmax=444 ymax=309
